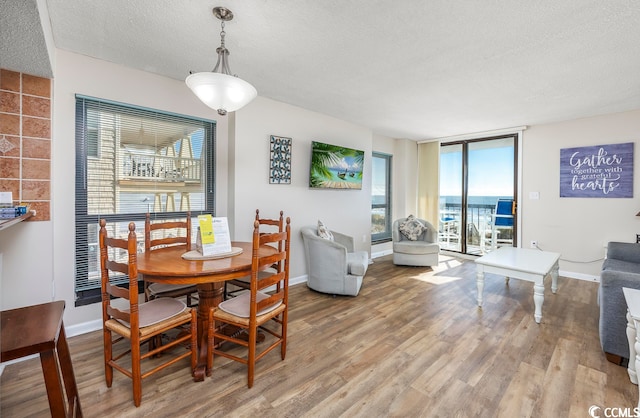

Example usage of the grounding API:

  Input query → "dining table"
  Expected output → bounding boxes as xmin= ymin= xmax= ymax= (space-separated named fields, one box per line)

xmin=136 ymin=240 xmax=277 ymax=381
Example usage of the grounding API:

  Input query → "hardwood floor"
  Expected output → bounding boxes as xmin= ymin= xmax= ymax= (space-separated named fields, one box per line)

xmin=1 ymin=254 xmax=636 ymax=417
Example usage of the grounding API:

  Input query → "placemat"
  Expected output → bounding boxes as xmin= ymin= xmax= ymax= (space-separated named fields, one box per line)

xmin=181 ymin=247 xmax=243 ymax=260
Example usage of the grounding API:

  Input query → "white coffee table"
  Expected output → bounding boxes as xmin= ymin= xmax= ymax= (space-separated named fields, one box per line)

xmin=475 ymin=247 xmax=561 ymax=323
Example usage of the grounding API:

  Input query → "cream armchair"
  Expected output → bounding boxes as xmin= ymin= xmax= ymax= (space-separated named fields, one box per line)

xmin=300 ymin=226 xmax=369 ymax=296
xmin=392 ymin=216 xmax=439 ymax=266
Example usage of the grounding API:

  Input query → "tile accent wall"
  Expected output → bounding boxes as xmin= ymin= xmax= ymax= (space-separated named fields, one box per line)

xmin=0 ymin=69 xmax=51 ymax=221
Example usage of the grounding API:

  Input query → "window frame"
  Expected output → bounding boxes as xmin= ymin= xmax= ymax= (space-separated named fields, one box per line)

xmin=74 ymin=95 xmax=216 ymax=306
xmin=371 ymin=152 xmax=392 ymax=243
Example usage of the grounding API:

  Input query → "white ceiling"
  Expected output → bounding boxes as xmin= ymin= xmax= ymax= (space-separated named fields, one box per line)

xmin=3 ymin=0 xmax=640 ymax=140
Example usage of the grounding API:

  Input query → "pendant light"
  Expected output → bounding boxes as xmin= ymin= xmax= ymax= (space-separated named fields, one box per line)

xmin=186 ymin=7 xmax=257 ymax=116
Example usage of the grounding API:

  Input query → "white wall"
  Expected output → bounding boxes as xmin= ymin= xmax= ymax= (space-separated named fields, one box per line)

xmin=45 ymin=49 xmax=228 ymax=326
xmin=521 ymin=109 xmax=640 ymax=278
xmin=231 ymin=96 xmax=374 ymax=278
xmin=371 ymin=136 xmax=419 ymax=256
xmin=0 ymin=218 xmax=53 ymax=310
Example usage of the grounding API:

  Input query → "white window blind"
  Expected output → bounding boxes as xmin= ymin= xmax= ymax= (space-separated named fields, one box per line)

xmin=74 ymin=96 xmax=216 ymax=305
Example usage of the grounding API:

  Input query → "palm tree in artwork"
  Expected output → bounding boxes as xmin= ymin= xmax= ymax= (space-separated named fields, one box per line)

xmin=310 ymin=142 xmax=365 ymax=187
xmin=309 ymin=142 xmax=343 ymax=187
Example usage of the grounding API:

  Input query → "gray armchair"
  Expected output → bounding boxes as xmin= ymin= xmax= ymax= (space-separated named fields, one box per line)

xmin=600 ymin=242 xmax=640 ymax=363
xmin=392 ymin=217 xmax=439 ymax=266
xmin=300 ymin=226 xmax=369 ymax=296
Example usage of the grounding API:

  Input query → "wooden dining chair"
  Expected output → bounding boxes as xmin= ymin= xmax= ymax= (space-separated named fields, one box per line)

xmin=224 ymin=209 xmax=284 ymax=299
xmin=99 ymin=219 xmax=197 ymax=407
xmin=144 ymin=212 xmax=199 ymax=306
xmin=207 ymin=215 xmax=291 ymax=388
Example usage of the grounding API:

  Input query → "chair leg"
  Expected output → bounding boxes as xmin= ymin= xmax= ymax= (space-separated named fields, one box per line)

xmin=190 ymin=309 xmax=197 ymax=375
xmin=248 ymin=325 xmax=256 ymax=388
xmin=143 ymin=280 xmax=152 ymax=302
xmin=103 ymin=328 xmax=113 ymax=387
xmin=281 ymin=312 xmax=287 ymax=360
xmin=131 ymin=338 xmax=142 ymax=407
xmin=207 ymin=309 xmax=214 ymax=375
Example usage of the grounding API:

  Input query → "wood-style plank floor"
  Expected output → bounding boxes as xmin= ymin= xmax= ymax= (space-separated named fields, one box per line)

xmin=1 ymin=254 xmax=635 ymax=417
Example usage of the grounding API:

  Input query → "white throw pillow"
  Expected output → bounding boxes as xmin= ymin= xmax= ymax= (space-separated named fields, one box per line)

xmin=399 ymin=215 xmax=426 ymax=241
xmin=317 ymin=220 xmax=334 ymax=240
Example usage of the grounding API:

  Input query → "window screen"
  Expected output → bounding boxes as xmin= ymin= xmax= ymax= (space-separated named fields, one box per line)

xmin=74 ymin=96 xmax=216 ymax=306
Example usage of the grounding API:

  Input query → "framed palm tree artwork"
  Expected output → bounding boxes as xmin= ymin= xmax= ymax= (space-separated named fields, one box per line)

xmin=269 ymin=135 xmax=292 ymax=184
xmin=308 ymin=141 xmax=364 ymax=189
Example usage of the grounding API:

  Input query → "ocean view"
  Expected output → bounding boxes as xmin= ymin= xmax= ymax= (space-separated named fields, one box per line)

xmin=372 ymin=195 xmax=512 ymax=207
xmin=440 ymin=195 xmax=512 ymax=207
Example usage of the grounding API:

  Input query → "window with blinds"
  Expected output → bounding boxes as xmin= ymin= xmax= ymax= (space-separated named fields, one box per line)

xmin=74 ymin=96 xmax=216 ymax=306
xmin=371 ymin=152 xmax=392 ymax=243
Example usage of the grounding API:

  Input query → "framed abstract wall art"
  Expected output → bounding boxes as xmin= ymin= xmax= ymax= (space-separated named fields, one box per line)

xmin=269 ymin=135 xmax=292 ymax=184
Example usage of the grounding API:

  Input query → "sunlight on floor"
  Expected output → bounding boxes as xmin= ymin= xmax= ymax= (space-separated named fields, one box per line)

xmin=410 ymin=273 xmax=466 ymax=285
xmin=408 ymin=256 xmax=468 ymax=285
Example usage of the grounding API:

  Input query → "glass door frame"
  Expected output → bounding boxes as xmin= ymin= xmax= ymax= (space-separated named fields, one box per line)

xmin=440 ymin=133 xmax=519 ymax=255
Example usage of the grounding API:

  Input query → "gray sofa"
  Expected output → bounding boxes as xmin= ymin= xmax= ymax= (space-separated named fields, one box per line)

xmin=600 ymin=241 xmax=640 ymax=362
xmin=300 ymin=226 xmax=368 ymax=296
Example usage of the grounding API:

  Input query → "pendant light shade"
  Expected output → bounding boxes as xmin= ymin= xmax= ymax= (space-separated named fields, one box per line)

xmin=186 ymin=72 xmax=257 ymax=115
xmin=186 ymin=7 xmax=257 ymax=116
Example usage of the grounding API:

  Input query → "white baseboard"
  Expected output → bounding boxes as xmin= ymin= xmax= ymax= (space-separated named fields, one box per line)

xmin=63 ymin=274 xmax=310 ymax=341
xmin=371 ymin=249 xmax=393 ymax=259
xmin=380 ymin=249 xmax=601 ymax=282
xmin=66 ymin=319 xmax=103 ymax=338
xmin=290 ymin=274 xmax=307 ymax=287
xmin=0 ymin=354 xmax=38 ymax=373
xmin=559 ymin=270 xmax=600 ymax=282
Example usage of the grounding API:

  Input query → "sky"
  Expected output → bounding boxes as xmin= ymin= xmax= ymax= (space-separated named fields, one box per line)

xmin=371 ymin=144 xmax=514 ymax=198
xmin=440 ymin=145 xmax=514 ymax=197
xmin=371 ymin=155 xmax=387 ymax=196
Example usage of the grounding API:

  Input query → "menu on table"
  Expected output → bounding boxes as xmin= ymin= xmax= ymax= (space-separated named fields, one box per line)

xmin=196 ymin=215 xmax=232 ymax=256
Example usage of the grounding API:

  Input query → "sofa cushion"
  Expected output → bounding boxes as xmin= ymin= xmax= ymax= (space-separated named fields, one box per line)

xmin=607 ymin=242 xmax=640 ymax=263
xmin=393 ymin=240 xmax=440 ymax=255
xmin=347 ymin=251 xmax=368 ymax=276
xmin=603 ymin=258 xmax=640 ymax=275
xmin=399 ymin=215 xmax=425 ymax=241
xmin=317 ymin=220 xmax=334 ymax=241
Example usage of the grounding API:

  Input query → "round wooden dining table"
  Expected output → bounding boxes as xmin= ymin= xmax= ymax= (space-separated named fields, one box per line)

xmin=136 ymin=241 xmax=277 ymax=381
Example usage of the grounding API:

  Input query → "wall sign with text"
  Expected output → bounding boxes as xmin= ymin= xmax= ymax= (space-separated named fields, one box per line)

xmin=560 ymin=142 xmax=634 ymax=198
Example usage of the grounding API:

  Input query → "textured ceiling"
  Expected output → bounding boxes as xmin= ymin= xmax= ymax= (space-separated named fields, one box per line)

xmin=0 ymin=0 xmax=53 ymax=79
xmin=4 ymin=0 xmax=640 ymax=140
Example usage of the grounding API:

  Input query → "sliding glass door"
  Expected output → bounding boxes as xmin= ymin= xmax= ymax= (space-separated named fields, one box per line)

xmin=439 ymin=144 xmax=463 ymax=252
xmin=439 ymin=135 xmax=517 ymax=255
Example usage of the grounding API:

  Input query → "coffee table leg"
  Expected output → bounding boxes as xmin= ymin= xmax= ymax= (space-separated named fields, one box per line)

xmin=634 ymin=321 xmax=640 ymax=410
xmin=533 ymin=279 xmax=544 ymax=323
xmin=476 ymin=266 xmax=485 ymax=307
xmin=627 ymin=310 xmax=638 ymax=384
xmin=550 ymin=261 xmax=559 ymax=294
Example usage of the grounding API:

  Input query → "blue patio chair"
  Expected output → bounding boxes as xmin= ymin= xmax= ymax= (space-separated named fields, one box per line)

xmin=486 ymin=198 xmax=514 ymax=250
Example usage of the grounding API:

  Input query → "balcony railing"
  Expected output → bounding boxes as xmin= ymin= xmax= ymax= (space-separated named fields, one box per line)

xmin=441 ymin=202 xmax=495 ymax=228
xmin=439 ymin=202 xmax=505 ymax=254
xmin=122 ymin=152 xmax=201 ymax=183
